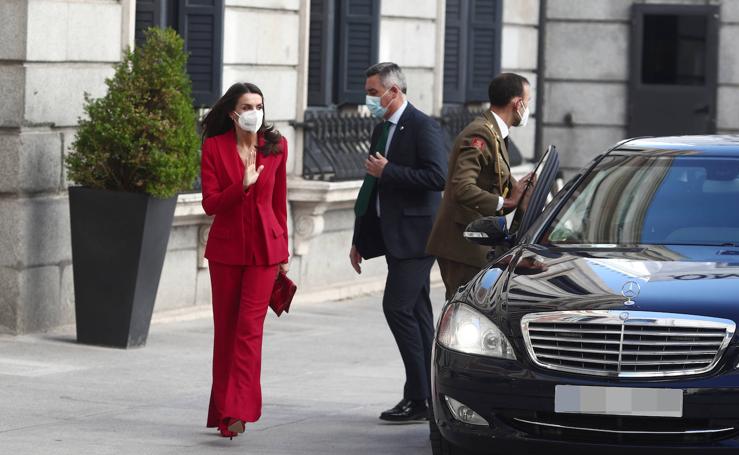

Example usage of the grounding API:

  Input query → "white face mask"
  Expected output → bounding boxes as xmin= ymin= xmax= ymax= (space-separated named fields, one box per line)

xmin=236 ymin=109 xmax=264 ymax=133
xmin=515 ymin=102 xmax=530 ymax=128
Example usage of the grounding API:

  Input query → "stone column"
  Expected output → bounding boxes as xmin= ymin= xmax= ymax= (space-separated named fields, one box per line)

xmin=433 ymin=0 xmax=446 ymax=117
xmin=718 ymin=1 xmax=739 ymax=135
xmin=379 ymin=0 xmax=439 ymax=115
xmin=502 ymin=0 xmax=541 ymax=162
xmin=540 ymin=0 xmax=630 ymax=172
xmin=0 ymin=0 xmax=122 ymax=334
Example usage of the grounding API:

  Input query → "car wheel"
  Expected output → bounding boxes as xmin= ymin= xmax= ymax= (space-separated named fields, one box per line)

xmin=429 ymin=415 xmax=477 ymax=455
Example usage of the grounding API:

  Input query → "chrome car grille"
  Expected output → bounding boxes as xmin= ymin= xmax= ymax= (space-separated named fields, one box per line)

xmin=521 ymin=311 xmax=735 ymax=378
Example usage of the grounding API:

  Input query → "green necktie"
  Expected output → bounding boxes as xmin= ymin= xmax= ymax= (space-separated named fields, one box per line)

xmin=354 ymin=121 xmax=391 ymax=217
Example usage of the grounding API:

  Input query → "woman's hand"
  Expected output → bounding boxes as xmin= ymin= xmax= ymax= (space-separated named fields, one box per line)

xmin=279 ymin=262 xmax=290 ymax=274
xmin=243 ymin=147 xmax=264 ymax=189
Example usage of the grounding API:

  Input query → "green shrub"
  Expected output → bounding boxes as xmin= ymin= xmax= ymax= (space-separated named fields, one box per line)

xmin=66 ymin=27 xmax=200 ymax=199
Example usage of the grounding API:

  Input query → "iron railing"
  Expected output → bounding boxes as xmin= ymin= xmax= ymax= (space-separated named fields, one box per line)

xmin=438 ymin=105 xmax=523 ymax=166
xmin=298 ymin=106 xmax=524 ymax=182
xmin=438 ymin=105 xmax=485 ymax=148
xmin=299 ymin=109 xmax=377 ymax=181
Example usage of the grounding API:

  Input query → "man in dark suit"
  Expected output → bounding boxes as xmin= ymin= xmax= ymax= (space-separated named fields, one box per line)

xmin=350 ymin=62 xmax=447 ymax=422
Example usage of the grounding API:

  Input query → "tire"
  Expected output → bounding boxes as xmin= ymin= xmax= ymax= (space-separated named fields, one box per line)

xmin=429 ymin=413 xmax=477 ymax=455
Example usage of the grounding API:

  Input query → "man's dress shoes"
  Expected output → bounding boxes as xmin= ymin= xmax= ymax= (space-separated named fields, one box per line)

xmin=379 ymin=398 xmax=428 ymax=422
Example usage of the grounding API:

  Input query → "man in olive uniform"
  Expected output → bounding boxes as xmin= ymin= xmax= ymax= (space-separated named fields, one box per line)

xmin=427 ymin=73 xmax=534 ymax=300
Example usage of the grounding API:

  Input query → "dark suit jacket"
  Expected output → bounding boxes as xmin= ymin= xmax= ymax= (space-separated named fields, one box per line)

xmin=201 ymin=131 xmax=289 ymax=266
xmin=353 ymin=103 xmax=447 ymax=260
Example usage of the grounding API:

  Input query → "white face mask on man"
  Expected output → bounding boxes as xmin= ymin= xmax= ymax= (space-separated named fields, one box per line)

xmin=235 ymin=109 xmax=264 ymax=133
xmin=515 ymin=101 xmax=530 ymax=128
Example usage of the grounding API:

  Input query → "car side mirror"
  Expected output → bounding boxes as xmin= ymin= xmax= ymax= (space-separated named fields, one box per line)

xmin=463 ymin=216 xmax=509 ymax=246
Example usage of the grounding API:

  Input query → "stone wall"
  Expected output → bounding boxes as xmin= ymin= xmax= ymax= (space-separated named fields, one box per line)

xmin=0 ymin=0 xmax=122 ymax=334
xmin=541 ymin=0 xmax=738 ymax=174
xmin=0 ymin=0 xmax=542 ymax=334
xmin=540 ymin=0 xmax=630 ymax=173
xmin=153 ymin=195 xmax=213 ymax=312
xmin=379 ymin=0 xmax=442 ymax=115
xmin=222 ymin=0 xmax=300 ymax=176
xmin=717 ymin=1 xmax=739 ymax=135
xmin=502 ymin=0 xmax=540 ymax=161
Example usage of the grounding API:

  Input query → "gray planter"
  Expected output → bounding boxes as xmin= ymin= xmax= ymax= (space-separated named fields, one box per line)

xmin=68 ymin=187 xmax=177 ymax=348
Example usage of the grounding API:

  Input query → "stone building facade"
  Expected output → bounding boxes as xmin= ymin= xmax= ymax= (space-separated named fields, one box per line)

xmin=25 ymin=0 xmax=739 ymax=334
xmin=539 ymin=0 xmax=739 ymax=174
xmin=1 ymin=0 xmax=126 ymax=334
xmin=0 ymin=0 xmax=541 ymax=335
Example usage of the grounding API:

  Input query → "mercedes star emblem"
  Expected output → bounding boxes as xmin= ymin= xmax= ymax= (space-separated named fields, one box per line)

xmin=621 ymin=280 xmax=641 ymax=305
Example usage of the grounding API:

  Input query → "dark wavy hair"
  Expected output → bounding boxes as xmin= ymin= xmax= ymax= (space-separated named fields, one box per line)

xmin=201 ymin=82 xmax=283 ymax=155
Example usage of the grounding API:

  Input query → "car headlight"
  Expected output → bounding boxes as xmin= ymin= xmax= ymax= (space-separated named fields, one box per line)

xmin=437 ymin=302 xmax=516 ymax=360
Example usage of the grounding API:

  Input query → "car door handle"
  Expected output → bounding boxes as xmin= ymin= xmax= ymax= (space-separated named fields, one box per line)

xmin=693 ymin=104 xmax=710 ymax=114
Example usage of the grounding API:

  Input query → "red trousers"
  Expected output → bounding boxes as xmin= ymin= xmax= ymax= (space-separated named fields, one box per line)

xmin=206 ymin=261 xmax=278 ymax=427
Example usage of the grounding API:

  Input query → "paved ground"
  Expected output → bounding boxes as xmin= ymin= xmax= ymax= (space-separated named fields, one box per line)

xmin=0 ymin=286 xmax=446 ymax=455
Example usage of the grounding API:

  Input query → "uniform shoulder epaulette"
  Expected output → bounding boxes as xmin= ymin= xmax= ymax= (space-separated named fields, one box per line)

xmin=482 ymin=119 xmax=500 ymax=141
xmin=466 ymin=117 xmax=496 ymax=139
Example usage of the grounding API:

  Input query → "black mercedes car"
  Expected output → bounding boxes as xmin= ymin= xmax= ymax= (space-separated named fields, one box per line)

xmin=431 ymin=136 xmax=739 ymax=454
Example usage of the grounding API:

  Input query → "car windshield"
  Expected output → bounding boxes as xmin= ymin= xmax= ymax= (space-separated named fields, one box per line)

xmin=541 ymin=154 xmax=739 ymax=247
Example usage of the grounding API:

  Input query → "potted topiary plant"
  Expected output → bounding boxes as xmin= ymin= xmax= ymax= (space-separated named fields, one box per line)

xmin=66 ymin=27 xmax=200 ymax=348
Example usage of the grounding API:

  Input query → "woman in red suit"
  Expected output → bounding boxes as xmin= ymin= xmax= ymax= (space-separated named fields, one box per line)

xmin=200 ymin=82 xmax=289 ymax=439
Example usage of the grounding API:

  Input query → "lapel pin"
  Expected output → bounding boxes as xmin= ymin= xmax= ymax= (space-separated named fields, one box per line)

xmin=399 ymin=125 xmax=405 ymax=131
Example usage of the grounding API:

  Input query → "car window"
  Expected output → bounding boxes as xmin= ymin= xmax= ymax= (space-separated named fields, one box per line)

xmin=541 ymin=155 xmax=739 ymax=246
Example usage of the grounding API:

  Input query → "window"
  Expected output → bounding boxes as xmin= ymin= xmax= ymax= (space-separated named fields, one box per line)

xmin=444 ymin=0 xmax=502 ymax=104
xmin=135 ymin=0 xmax=223 ymax=107
xmin=308 ymin=0 xmax=380 ymax=106
xmin=543 ymin=155 xmax=739 ymax=246
xmin=641 ymin=14 xmax=707 ymax=85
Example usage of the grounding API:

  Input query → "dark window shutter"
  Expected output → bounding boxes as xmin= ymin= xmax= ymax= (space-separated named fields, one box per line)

xmin=443 ymin=0 xmax=467 ymax=104
xmin=308 ymin=0 xmax=336 ymax=106
xmin=177 ymin=0 xmax=224 ymax=107
xmin=336 ymin=0 xmax=380 ymax=105
xmin=466 ymin=0 xmax=502 ymax=102
xmin=135 ymin=0 xmax=166 ymax=45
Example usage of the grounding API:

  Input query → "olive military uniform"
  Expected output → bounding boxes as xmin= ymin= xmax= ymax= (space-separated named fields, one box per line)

xmin=426 ymin=110 xmax=514 ymax=300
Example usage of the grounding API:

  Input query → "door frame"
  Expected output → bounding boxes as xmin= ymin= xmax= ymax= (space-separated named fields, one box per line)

xmin=628 ymin=3 xmax=720 ymax=136
xmin=513 ymin=146 xmax=560 ymax=243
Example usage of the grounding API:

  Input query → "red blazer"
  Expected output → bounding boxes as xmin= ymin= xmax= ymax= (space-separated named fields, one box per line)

xmin=201 ymin=130 xmax=289 ymax=266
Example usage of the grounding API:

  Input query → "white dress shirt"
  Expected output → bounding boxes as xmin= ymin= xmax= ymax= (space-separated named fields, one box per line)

xmin=490 ymin=111 xmax=508 ymax=212
xmin=376 ymin=99 xmax=409 ymax=216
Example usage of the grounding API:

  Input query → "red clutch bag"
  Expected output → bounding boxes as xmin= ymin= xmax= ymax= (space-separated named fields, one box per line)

xmin=269 ymin=271 xmax=297 ymax=317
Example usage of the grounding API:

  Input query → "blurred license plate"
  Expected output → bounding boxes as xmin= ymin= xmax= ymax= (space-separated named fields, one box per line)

xmin=555 ymin=385 xmax=683 ymax=417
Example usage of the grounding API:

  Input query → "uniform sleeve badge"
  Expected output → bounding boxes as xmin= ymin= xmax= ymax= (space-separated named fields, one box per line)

xmin=470 ymin=137 xmax=486 ymax=151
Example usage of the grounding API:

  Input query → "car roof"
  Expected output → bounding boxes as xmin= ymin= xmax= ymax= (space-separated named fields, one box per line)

xmin=612 ymin=135 xmax=739 ymax=156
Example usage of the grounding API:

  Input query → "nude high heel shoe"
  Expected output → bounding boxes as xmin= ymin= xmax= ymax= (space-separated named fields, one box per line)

xmin=218 ymin=425 xmax=238 ymax=440
xmin=225 ymin=418 xmax=245 ymax=438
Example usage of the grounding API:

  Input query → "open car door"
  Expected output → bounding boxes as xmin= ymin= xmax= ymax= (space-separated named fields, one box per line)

xmin=510 ymin=145 xmax=560 ymax=243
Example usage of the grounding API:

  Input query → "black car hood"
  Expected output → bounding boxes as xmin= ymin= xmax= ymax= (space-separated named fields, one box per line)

xmin=472 ymin=244 xmax=739 ymax=323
